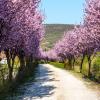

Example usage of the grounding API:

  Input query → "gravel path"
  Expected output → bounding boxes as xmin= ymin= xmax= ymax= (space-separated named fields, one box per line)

xmin=6 ymin=64 xmax=100 ymax=100
xmin=23 ymin=64 xmax=100 ymax=100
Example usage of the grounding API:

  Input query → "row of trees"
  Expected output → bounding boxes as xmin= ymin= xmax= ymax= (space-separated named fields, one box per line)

xmin=0 ymin=0 xmax=44 ymax=86
xmin=43 ymin=0 xmax=100 ymax=78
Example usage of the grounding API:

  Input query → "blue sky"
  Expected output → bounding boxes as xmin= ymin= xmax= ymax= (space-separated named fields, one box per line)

xmin=40 ymin=0 xmax=85 ymax=24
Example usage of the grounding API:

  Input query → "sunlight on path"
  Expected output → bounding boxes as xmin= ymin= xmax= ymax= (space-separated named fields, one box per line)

xmin=22 ymin=64 xmax=59 ymax=100
xmin=35 ymin=64 xmax=100 ymax=100
xmin=6 ymin=64 xmax=100 ymax=100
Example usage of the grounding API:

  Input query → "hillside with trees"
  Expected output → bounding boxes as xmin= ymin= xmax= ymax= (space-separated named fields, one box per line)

xmin=41 ymin=24 xmax=74 ymax=50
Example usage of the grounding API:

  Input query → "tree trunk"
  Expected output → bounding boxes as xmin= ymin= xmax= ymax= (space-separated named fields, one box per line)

xmin=0 ymin=69 xmax=5 ymax=85
xmin=26 ymin=56 xmax=32 ymax=68
xmin=8 ymin=67 xmax=13 ymax=82
xmin=5 ymin=50 xmax=12 ymax=82
xmin=64 ymin=59 xmax=67 ymax=69
xmin=5 ymin=50 xmax=15 ymax=82
xmin=68 ymin=58 xmax=72 ymax=70
xmin=87 ymin=55 xmax=91 ymax=77
xmin=80 ymin=54 xmax=85 ymax=73
xmin=19 ymin=56 xmax=25 ymax=70
xmin=26 ymin=57 xmax=30 ymax=68
xmin=16 ymin=56 xmax=25 ymax=82
xmin=72 ymin=57 xmax=75 ymax=70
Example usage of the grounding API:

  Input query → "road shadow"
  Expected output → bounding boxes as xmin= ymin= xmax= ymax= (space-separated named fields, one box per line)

xmin=5 ymin=64 xmax=57 ymax=100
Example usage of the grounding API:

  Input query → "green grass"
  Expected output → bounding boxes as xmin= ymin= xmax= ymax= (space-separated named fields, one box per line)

xmin=49 ymin=61 xmax=86 ymax=81
xmin=41 ymin=24 xmax=100 ymax=83
xmin=49 ymin=56 xmax=100 ymax=83
xmin=82 ymin=56 xmax=89 ymax=75
xmin=0 ymin=56 xmax=20 ymax=88
xmin=92 ymin=55 xmax=100 ymax=81
xmin=49 ymin=62 xmax=100 ymax=90
xmin=49 ymin=62 xmax=64 ymax=69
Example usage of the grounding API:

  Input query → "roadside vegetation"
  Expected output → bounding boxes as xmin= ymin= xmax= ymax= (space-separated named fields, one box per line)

xmin=49 ymin=54 xmax=100 ymax=83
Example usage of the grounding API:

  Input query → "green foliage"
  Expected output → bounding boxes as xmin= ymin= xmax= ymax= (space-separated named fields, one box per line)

xmin=92 ymin=56 xmax=100 ymax=82
xmin=49 ymin=54 xmax=100 ymax=82
xmin=72 ymin=55 xmax=100 ymax=82
xmin=82 ymin=56 xmax=88 ymax=75
xmin=41 ymin=24 xmax=74 ymax=50
xmin=74 ymin=57 xmax=81 ymax=66
xmin=93 ymin=56 xmax=100 ymax=66
xmin=49 ymin=61 xmax=64 ymax=69
xmin=0 ymin=64 xmax=8 ymax=85
xmin=0 ymin=57 xmax=20 ymax=93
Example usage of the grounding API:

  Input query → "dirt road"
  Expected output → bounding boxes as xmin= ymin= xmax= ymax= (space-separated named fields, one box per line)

xmin=23 ymin=64 xmax=100 ymax=100
xmin=6 ymin=64 xmax=100 ymax=100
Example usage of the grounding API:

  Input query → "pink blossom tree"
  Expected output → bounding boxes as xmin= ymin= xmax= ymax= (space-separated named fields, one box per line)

xmin=82 ymin=0 xmax=100 ymax=76
xmin=0 ymin=0 xmax=44 ymax=82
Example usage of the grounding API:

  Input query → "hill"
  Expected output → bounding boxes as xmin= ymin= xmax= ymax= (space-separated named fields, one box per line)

xmin=41 ymin=24 xmax=74 ymax=50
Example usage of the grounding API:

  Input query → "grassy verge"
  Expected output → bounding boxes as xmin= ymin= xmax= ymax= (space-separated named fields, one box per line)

xmin=49 ymin=61 xmax=64 ymax=69
xmin=49 ymin=61 xmax=83 ymax=78
xmin=49 ymin=61 xmax=100 ymax=85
